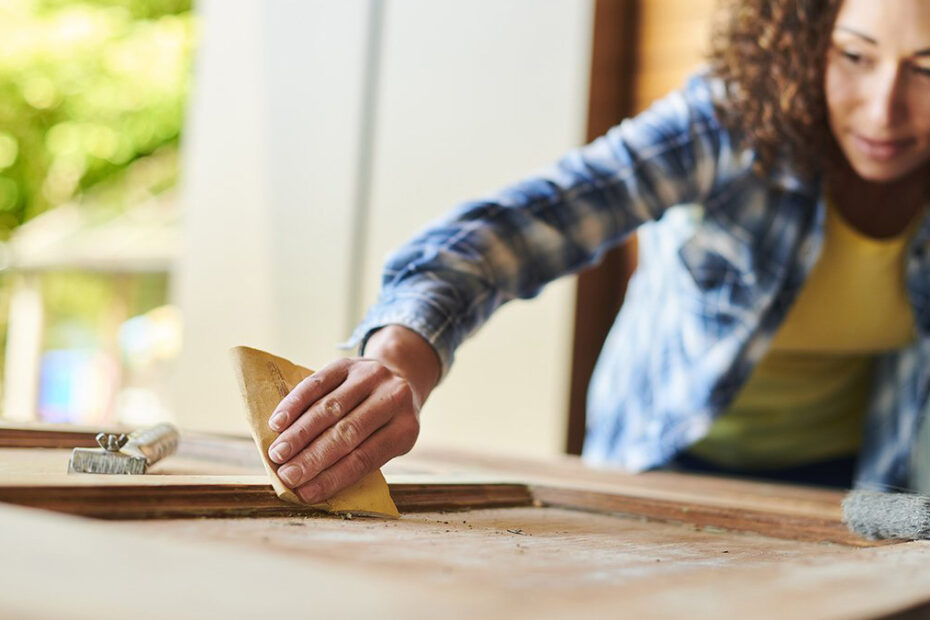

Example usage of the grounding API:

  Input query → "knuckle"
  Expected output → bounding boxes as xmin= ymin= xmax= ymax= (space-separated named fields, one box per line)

xmin=277 ymin=393 xmax=297 ymax=413
xmin=286 ymin=377 xmax=320 ymax=409
xmin=386 ymin=380 xmax=413 ymax=409
xmin=293 ymin=421 xmax=311 ymax=445
xmin=323 ymin=397 xmax=343 ymax=419
xmin=303 ymin=376 xmax=324 ymax=395
xmin=372 ymin=363 xmax=393 ymax=381
xmin=334 ymin=417 xmax=365 ymax=447
xmin=323 ymin=358 xmax=344 ymax=372
xmin=296 ymin=448 xmax=325 ymax=478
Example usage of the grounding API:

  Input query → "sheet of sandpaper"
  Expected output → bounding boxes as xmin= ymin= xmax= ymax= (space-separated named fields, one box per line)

xmin=230 ymin=346 xmax=399 ymax=518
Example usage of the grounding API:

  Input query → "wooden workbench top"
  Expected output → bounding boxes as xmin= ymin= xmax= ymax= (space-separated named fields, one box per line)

xmin=2 ymin=425 xmax=930 ymax=619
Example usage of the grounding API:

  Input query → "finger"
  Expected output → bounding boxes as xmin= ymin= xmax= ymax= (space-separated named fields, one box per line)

xmin=274 ymin=389 xmax=397 ymax=488
xmin=294 ymin=422 xmax=415 ymax=504
xmin=268 ymin=359 xmax=351 ymax=431
xmin=268 ymin=367 xmax=382 ymax=464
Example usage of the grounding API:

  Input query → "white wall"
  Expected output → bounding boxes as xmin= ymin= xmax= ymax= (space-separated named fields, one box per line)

xmin=364 ymin=0 xmax=593 ymax=455
xmin=172 ymin=0 xmax=370 ymax=432
xmin=174 ymin=0 xmax=594 ymax=456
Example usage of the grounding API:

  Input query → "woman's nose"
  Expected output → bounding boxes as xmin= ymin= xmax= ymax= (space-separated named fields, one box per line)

xmin=865 ymin=64 xmax=908 ymax=129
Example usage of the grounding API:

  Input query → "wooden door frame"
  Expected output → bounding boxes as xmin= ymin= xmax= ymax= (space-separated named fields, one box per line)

xmin=566 ymin=0 xmax=640 ymax=455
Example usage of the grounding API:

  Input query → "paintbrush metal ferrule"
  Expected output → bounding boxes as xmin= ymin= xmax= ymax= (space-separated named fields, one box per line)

xmin=67 ymin=423 xmax=180 ymax=475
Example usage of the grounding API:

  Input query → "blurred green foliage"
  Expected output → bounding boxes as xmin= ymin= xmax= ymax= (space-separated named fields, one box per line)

xmin=43 ymin=271 xmax=169 ymax=349
xmin=0 ymin=0 xmax=193 ymax=417
xmin=0 ymin=0 xmax=194 ymax=239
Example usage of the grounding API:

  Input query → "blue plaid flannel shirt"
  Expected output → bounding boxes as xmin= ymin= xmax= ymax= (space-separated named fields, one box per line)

xmin=348 ymin=73 xmax=930 ymax=491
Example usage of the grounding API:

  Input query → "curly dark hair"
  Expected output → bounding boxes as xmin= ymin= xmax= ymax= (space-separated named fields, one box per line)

xmin=709 ymin=0 xmax=844 ymax=176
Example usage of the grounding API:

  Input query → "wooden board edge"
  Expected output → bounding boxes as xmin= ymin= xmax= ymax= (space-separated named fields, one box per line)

xmin=0 ymin=482 xmax=534 ymax=520
xmin=530 ymin=484 xmax=890 ymax=548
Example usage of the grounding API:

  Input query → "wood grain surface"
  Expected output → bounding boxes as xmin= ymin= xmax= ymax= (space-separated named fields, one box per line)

xmin=3 ymin=501 xmax=930 ymax=620
xmin=0 ymin=445 xmax=886 ymax=546
xmin=4 ymin=425 xmax=930 ymax=619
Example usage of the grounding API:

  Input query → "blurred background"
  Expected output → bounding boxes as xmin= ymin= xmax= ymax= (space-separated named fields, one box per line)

xmin=0 ymin=0 xmax=713 ymax=457
xmin=0 ymin=0 xmax=190 ymax=429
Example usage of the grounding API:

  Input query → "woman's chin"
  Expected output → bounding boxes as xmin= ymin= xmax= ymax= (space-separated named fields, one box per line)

xmin=843 ymin=154 xmax=930 ymax=185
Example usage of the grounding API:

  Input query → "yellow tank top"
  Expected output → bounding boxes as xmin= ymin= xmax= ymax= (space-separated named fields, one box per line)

xmin=689 ymin=198 xmax=922 ymax=469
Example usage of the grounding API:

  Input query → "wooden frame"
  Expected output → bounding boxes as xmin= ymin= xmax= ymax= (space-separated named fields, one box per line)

xmin=0 ymin=425 xmax=885 ymax=547
xmin=566 ymin=0 xmax=640 ymax=455
xmin=0 ymin=478 xmax=533 ymax=519
xmin=8 ymin=423 xmax=930 ymax=619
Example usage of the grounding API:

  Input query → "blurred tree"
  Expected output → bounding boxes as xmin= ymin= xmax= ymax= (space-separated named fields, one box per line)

xmin=0 ymin=0 xmax=194 ymax=422
xmin=0 ymin=0 xmax=194 ymax=238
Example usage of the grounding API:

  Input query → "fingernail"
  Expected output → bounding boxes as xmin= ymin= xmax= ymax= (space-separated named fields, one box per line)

xmin=269 ymin=411 xmax=287 ymax=430
xmin=278 ymin=465 xmax=300 ymax=486
xmin=299 ymin=484 xmax=321 ymax=504
xmin=270 ymin=442 xmax=290 ymax=462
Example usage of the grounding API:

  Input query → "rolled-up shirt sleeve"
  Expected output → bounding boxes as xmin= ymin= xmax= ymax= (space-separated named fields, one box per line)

xmin=344 ymin=74 xmax=730 ymax=378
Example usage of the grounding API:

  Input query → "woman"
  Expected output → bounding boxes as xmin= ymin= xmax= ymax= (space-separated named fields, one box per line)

xmin=265 ymin=0 xmax=930 ymax=502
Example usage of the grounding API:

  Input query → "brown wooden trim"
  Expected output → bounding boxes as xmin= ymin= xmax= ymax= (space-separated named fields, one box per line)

xmin=0 ymin=482 xmax=534 ymax=519
xmin=0 ymin=473 xmax=889 ymax=547
xmin=566 ymin=0 xmax=640 ymax=455
xmin=0 ymin=428 xmax=890 ymax=545
xmin=408 ymin=446 xmax=852 ymax=521
xmin=0 ymin=426 xmax=104 ymax=449
xmin=530 ymin=485 xmax=890 ymax=548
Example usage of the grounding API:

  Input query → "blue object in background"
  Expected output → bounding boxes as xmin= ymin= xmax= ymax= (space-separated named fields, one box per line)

xmin=38 ymin=349 xmax=116 ymax=424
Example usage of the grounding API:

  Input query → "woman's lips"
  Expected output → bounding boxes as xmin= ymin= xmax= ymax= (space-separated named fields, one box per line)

xmin=851 ymin=134 xmax=915 ymax=161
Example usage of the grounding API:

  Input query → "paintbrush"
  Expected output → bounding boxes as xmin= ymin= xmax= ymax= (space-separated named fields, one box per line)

xmin=67 ymin=423 xmax=180 ymax=475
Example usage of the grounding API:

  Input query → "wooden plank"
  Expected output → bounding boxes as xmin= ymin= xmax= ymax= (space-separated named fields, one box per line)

xmin=0 ymin=446 xmax=533 ymax=517
xmin=531 ymin=485 xmax=886 ymax=548
xmin=118 ymin=505 xmax=870 ymax=593
xmin=0 ymin=477 xmax=534 ymax=519
xmin=0 ymin=503 xmax=527 ymax=619
xmin=5 ymin=501 xmax=930 ymax=620
xmin=632 ymin=0 xmax=716 ymax=110
xmin=0 ymin=424 xmax=102 ymax=448
xmin=568 ymin=0 xmax=716 ymax=455
xmin=0 ymin=470 xmax=883 ymax=546
xmin=0 ymin=443 xmax=887 ymax=545
xmin=3 ymin=426 xmax=929 ymax=618
xmin=404 ymin=447 xmax=850 ymax=520
xmin=0 ymin=428 xmax=926 ymax=617
xmin=567 ymin=0 xmax=639 ymax=456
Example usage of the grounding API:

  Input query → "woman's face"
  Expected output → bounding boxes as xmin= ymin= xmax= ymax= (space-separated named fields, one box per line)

xmin=825 ymin=0 xmax=930 ymax=182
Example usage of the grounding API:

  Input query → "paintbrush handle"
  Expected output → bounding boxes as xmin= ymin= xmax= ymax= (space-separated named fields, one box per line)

xmin=125 ymin=423 xmax=180 ymax=466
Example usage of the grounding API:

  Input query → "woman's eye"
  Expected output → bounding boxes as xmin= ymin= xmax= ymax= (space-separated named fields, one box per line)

xmin=911 ymin=64 xmax=930 ymax=79
xmin=840 ymin=50 xmax=866 ymax=65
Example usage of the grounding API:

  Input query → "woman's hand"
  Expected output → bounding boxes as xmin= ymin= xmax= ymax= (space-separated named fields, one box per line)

xmin=266 ymin=325 xmax=441 ymax=504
